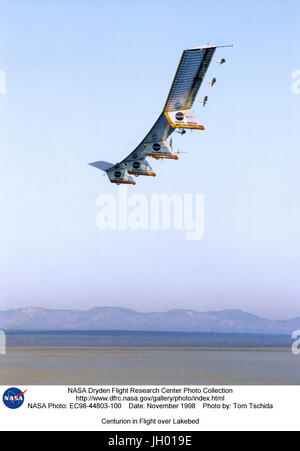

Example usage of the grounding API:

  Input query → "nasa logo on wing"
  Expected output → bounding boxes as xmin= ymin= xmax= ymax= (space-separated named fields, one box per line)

xmin=3 ymin=387 xmax=27 ymax=409
xmin=175 ymin=112 xmax=184 ymax=121
xmin=152 ymin=143 xmax=161 ymax=152
xmin=133 ymin=161 xmax=140 ymax=169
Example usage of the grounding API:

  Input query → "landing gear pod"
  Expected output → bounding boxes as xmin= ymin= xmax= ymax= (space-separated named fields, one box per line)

xmin=164 ymin=109 xmax=205 ymax=131
xmin=127 ymin=160 xmax=156 ymax=177
xmin=89 ymin=161 xmax=136 ymax=185
xmin=108 ymin=168 xmax=136 ymax=185
xmin=146 ymin=141 xmax=179 ymax=160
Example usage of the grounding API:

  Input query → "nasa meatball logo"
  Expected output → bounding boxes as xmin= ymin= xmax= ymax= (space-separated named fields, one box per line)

xmin=152 ymin=143 xmax=161 ymax=152
xmin=175 ymin=112 xmax=184 ymax=121
xmin=3 ymin=387 xmax=27 ymax=409
xmin=132 ymin=161 xmax=140 ymax=169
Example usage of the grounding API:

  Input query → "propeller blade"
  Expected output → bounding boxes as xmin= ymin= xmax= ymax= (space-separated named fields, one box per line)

xmin=208 ymin=77 xmax=216 ymax=86
xmin=200 ymin=96 xmax=208 ymax=107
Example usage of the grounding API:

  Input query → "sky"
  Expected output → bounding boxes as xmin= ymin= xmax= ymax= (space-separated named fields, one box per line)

xmin=0 ymin=0 xmax=299 ymax=319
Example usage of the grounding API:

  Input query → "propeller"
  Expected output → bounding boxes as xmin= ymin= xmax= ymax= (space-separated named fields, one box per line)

xmin=207 ymin=77 xmax=216 ymax=87
xmin=200 ymin=95 xmax=208 ymax=107
xmin=170 ymin=138 xmax=188 ymax=155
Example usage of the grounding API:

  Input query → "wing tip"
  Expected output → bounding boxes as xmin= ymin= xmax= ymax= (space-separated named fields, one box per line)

xmin=89 ymin=161 xmax=114 ymax=172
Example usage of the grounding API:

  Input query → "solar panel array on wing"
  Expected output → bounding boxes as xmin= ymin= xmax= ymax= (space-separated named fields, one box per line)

xmin=164 ymin=47 xmax=216 ymax=112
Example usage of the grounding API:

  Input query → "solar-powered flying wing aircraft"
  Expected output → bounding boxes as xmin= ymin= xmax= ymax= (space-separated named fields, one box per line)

xmin=90 ymin=45 xmax=231 ymax=185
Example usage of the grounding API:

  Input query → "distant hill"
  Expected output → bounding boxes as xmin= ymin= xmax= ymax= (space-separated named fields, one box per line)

xmin=0 ymin=306 xmax=299 ymax=334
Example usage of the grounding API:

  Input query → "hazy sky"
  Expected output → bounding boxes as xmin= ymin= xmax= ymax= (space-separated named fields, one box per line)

xmin=0 ymin=0 xmax=299 ymax=319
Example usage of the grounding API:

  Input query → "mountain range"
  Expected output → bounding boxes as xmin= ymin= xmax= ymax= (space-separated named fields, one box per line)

xmin=0 ymin=306 xmax=299 ymax=334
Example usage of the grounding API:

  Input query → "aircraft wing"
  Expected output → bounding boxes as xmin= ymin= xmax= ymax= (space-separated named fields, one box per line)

xmin=164 ymin=46 xmax=217 ymax=112
xmin=90 ymin=46 xmax=225 ymax=184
